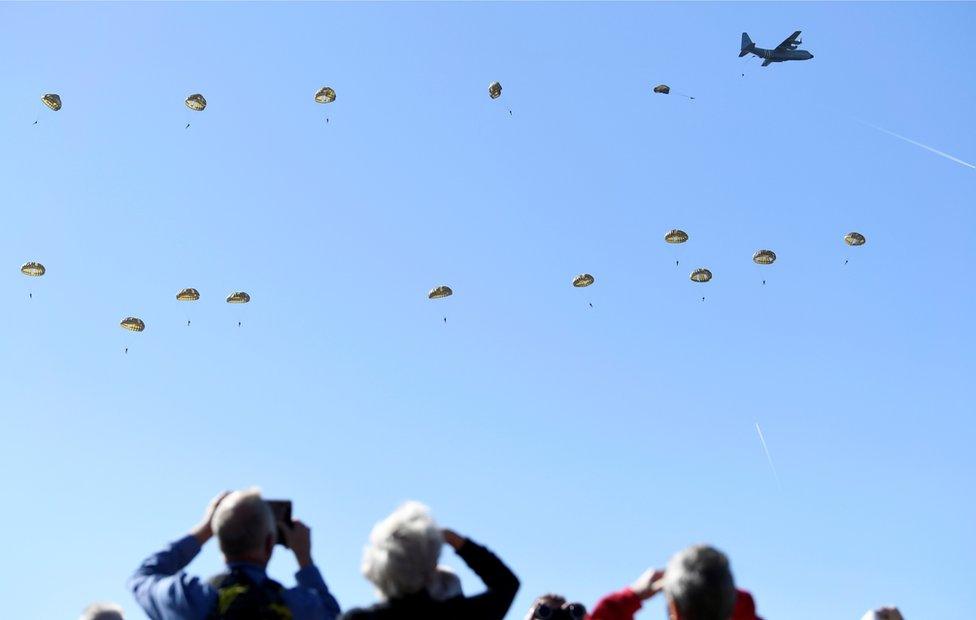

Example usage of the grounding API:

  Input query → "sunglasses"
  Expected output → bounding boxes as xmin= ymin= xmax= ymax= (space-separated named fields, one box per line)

xmin=533 ymin=602 xmax=587 ymax=620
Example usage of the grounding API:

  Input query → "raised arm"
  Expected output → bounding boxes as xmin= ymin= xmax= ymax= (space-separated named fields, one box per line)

xmin=443 ymin=529 xmax=520 ymax=620
xmin=127 ymin=492 xmax=228 ymax=620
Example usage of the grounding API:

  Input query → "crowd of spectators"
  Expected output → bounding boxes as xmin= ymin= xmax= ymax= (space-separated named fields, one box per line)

xmin=77 ymin=489 xmax=902 ymax=620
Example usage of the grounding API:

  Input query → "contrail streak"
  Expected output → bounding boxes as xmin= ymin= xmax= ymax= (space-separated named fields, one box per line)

xmin=755 ymin=422 xmax=782 ymax=489
xmin=858 ymin=120 xmax=975 ymax=170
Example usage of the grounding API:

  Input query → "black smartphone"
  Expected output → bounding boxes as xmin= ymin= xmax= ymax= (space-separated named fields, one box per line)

xmin=267 ymin=500 xmax=293 ymax=548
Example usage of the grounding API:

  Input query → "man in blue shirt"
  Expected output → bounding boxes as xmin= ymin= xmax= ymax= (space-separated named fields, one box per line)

xmin=129 ymin=489 xmax=341 ymax=620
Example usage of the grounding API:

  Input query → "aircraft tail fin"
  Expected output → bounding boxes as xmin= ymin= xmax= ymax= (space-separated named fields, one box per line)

xmin=739 ymin=32 xmax=755 ymax=57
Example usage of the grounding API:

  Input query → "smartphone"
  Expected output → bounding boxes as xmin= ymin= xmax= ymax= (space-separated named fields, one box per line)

xmin=267 ymin=500 xmax=293 ymax=548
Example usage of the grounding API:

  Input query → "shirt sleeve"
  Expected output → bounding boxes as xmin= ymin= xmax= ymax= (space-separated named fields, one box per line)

xmin=452 ymin=538 xmax=520 ymax=620
xmin=590 ymin=587 xmax=643 ymax=620
xmin=127 ymin=535 xmax=216 ymax=620
xmin=284 ymin=564 xmax=342 ymax=620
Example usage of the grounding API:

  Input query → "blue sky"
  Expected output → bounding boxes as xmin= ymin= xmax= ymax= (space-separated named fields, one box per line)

xmin=1 ymin=2 xmax=973 ymax=619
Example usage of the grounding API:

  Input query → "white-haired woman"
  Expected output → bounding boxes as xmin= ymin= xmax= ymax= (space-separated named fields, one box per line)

xmin=340 ymin=501 xmax=519 ymax=620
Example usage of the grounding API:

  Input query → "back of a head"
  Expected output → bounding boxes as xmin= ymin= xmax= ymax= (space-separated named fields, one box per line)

xmin=361 ymin=501 xmax=443 ymax=600
xmin=664 ymin=545 xmax=736 ymax=620
xmin=79 ymin=602 xmax=125 ymax=620
xmin=212 ymin=487 xmax=275 ymax=559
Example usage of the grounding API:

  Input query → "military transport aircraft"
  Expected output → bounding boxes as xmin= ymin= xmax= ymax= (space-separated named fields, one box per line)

xmin=739 ymin=31 xmax=813 ymax=66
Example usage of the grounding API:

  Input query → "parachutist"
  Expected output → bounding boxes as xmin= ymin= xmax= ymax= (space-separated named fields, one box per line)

xmin=33 ymin=120 xmax=38 ymax=125
xmin=187 ymin=320 xmax=191 ymax=326
xmin=124 ymin=348 xmax=128 ymax=354
xmin=676 ymin=260 xmax=679 ymax=267
xmin=588 ymin=303 xmax=593 ymax=308
xmin=844 ymin=259 xmax=849 ymax=265
xmin=762 ymin=280 xmax=766 ymax=285
xmin=326 ymin=118 xmax=330 ymax=123
xmin=238 ymin=321 xmax=242 ymax=327
xmin=509 ymin=110 xmax=512 ymax=116
xmin=29 ymin=293 xmax=32 ymax=299
xmin=701 ymin=297 xmax=705 ymax=302
xmin=185 ymin=123 xmax=191 ymax=129
xmin=443 ymin=317 xmax=447 ymax=323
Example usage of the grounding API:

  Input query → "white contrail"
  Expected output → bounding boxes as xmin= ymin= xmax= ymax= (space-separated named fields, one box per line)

xmin=755 ymin=422 xmax=782 ymax=489
xmin=858 ymin=120 xmax=975 ymax=170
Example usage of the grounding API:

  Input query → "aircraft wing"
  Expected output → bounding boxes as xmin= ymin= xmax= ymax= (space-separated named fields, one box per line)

xmin=774 ymin=30 xmax=802 ymax=51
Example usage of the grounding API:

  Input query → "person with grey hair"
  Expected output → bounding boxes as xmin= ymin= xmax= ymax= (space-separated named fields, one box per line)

xmin=590 ymin=545 xmax=761 ymax=620
xmin=661 ymin=545 xmax=736 ymax=620
xmin=340 ymin=501 xmax=519 ymax=620
xmin=79 ymin=602 xmax=125 ymax=620
xmin=129 ymin=489 xmax=341 ymax=620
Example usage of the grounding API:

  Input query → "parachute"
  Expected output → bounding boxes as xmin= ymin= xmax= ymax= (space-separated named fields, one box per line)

xmin=653 ymin=84 xmax=671 ymax=95
xmin=428 ymin=285 xmax=453 ymax=300
xmin=844 ymin=232 xmax=866 ymax=246
xmin=664 ymin=229 xmax=689 ymax=244
xmin=185 ymin=94 xmax=207 ymax=111
xmin=41 ymin=94 xmax=62 ymax=111
xmin=176 ymin=288 xmax=200 ymax=301
xmin=314 ymin=87 xmax=336 ymax=104
xmin=20 ymin=262 xmax=46 ymax=277
xmin=572 ymin=273 xmax=595 ymax=288
xmin=753 ymin=249 xmax=776 ymax=265
xmin=226 ymin=291 xmax=251 ymax=304
xmin=120 ymin=317 xmax=145 ymax=332
xmin=488 ymin=81 xmax=502 ymax=99
xmin=690 ymin=268 xmax=712 ymax=283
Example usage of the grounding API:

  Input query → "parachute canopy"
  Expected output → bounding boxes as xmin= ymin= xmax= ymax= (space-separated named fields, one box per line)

xmin=665 ymin=229 xmax=689 ymax=244
xmin=428 ymin=285 xmax=453 ymax=300
xmin=690 ymin=268 xmax=712 ymax=283
xmin=226 ymin=291 xmax=250 ymax=304
xmin=120 ymin=317 xmax=145 ymax=332
xmin=41 ymin=94 xmax=62 ymax=111
xmin=176 ymin=288 xmax=200 ymax=302
xmin=753 ymin=249 xmax=776 ymax=265
xmin=185 ymin=94 xmax=207 ymax=111
xmin=572 ymin=273 xmax=595 ymax=288
xmin=314 ymin=87 xmax=336 ymax=104
xmin=653 ymin=84 xmax=671 ymax=95
xmin=488 ymin=81 xmax=502 ymax=99
xmin=20 ymin=262 xmax=46 ymax=277
xmin=845 ymin=232 xmax=866 ymax=246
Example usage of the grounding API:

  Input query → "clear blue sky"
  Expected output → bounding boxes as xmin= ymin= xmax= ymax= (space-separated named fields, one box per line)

xmin=1 ymin=2 xmax=973 ymax=619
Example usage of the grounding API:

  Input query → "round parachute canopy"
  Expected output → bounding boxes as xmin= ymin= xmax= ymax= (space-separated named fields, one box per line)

xmin=120 ymin=317 xmax=145 ymax=332
xmin=690 ymin=268 xmax=712 ymax=283
xmin=845 ymin=232 xmax=866 ymax=246
xmin=664 ymin=229 xmax=689 ymax=244
xmin=572 ymin=273 xmax=595 ymax=288
xmin=176 ymin=288 xmax=200 ymax=302
xmin=488 ymin=81 xmax=502 ymax=99
xmin=41 ymin=93 xmax=62 ymax=111
xmin=226 ymin=291 xmax=250 ymax=304
xmin=428 ymin=285 xmax=453 ymax=300
xmin=753 ymin=249 xmax=777 ymax=265
xmin=314 ymin=87 xmax=336 ymax=104
xmin=20 ymin=262 xmax=46 ymax=277
xmin=185 ymin=94 xmax=207 ymax=111
xmin=653 ymin=84 xmax=671 ymax=95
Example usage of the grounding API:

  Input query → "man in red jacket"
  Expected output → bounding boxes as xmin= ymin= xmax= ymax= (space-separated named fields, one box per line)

xmin=589 ymin=545 xmax=762 ymax=620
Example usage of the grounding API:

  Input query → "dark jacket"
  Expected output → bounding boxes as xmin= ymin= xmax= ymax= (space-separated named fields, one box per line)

xmin=340 ymin=538 xmax=519 ymax=620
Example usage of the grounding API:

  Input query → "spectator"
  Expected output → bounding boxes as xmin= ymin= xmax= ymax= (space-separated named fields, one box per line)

xmin=861 ymin=608 xmax=904 ymax=620
xmin=591 ymin=546 xmax=756 ymax=620
xmin=340 ymin=501 xmax=519 ymax=620
xmin=129 ymin=488 xmax=341 ymax=620
xmin=80 ymin=602 xmax=125 ymax=620
xmin=524 ymin=594 xmax=587 ymax=620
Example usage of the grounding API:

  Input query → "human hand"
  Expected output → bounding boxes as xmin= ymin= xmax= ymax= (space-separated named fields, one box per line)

xmin=631 ymin=567 xmax=666 ymax=600
xmin=281 ymin=519 xmax=313 ymax=568
xmin=441 ymin=528 xmax=466 ymax=551
xmin=191 ymin=491 xmax=231 ymax=545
